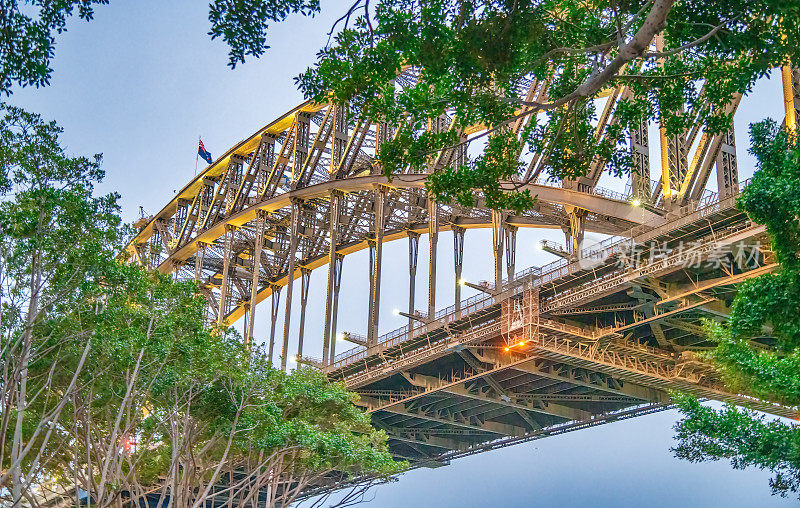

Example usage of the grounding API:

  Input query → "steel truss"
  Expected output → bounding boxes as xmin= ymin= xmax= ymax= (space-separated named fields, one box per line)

xmin=125 ymin=65 xmax=800 ymax=471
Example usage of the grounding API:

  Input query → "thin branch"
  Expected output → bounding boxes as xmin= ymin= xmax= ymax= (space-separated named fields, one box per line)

xmin=326 ymin=0 xmax=365 ymax=47
xmin=642 ymin=15 xmax=742 ymax=58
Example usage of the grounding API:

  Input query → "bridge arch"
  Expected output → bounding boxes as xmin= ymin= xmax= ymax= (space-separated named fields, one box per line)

xmin=124 ymin=62 xmax=765 ymax=372
xmin=125 ymin=87 xmax=670 ymax=369
xmin=124 ymin=65 xmax=800 ymax=469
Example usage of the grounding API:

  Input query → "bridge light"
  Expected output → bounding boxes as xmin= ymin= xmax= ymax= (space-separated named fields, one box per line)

xmin=504 ymin=347 xmax=510 ymax=352
xmin=631 ymin=198 xmax=641 ymax=207
xmin=392 ymin=308 xmax=401 ymax=316
xmin=337 ymin=333 xmax=345 ymax=341
xmin=458 ymin=278 xmax=466 ymax=286
xmin=536 ymin=242 xmax=544 ymax=251
xmin=289 ymin=355 xmax=296 ymax=364
xmin=518 ymin=341 xmax=525 ymax=347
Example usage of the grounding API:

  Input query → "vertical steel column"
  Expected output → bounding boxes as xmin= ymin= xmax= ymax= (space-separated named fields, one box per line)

xmin=328 ymin=254 xmax=343 ymax=363
xmin=296 ymin=268 xmax=311 ymax=358
xmin=407 ymin=232 xmax=420 ymax=330
xmin=367 ymin=188 xmax=386 ymax=346
xmin=245 ymin=213 xmax=266 ymax=349
xmin=781 ymin=65 xmax=799 ymax=135
xmin=292 ymin=113 xmax=310 ymax=186
xmin=267 ymin=285 xmax=281 ymax=366
xmin=366 ymin=240 xmax=377 ymax=345
xmin=367 ymin=241 xmax=375 ymax=335
xmin=504 ymin=225 xmax=517 ymax=283
xmin=630 ymin=119 xmax=650 ymax=202
xmin=452 ymin=226 xmax=465 ymax=313
xmin=280 ymin=200 xmax=302 ymax=371
xmin=242 ymin=310 xmax=249 ymax=350
xmin=656 ymin=35 xmax=688 ymax=204
xmin=565 ymin=207 xmax=587 ymax=258
xmin=491 ymin=210 xmax=504 ymax=291
xmin=331 ymin=105 xmax=348 ymax=175
xmin=427 ymin=197 xmax=438 ymax=319
xmin=715 ymin=129 xmax=738 ymax=199
xmin=217 ymin=226 xmax=233 ymax=326
xmin=375 ymin=120 xmax=391 ymax=174
xmin=322 ymin=192 xmax=342 ymax=366
xmin=662 ymin=130 xmax=688 ymax=204
xmin=194 ymin=243 xmax=206 ymax=283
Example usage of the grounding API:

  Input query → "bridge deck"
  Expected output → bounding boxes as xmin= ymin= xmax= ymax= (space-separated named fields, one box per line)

xmin=320 ymin=191 xmax=792 ymax=465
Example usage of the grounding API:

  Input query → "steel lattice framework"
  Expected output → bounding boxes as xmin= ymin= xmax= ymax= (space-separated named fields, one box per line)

xmin=125 ymin=66 xmax=800 ymax=475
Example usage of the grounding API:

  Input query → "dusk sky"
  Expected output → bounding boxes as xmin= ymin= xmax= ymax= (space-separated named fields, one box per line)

xmin=8 ymin=1 xmax=795 ymax=506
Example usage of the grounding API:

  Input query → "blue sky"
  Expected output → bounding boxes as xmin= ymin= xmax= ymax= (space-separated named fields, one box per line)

xmin=8 ymin=1 xmax=794 ymax=506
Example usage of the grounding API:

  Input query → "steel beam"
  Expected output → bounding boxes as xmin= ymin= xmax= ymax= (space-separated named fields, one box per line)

xmin=715 ymin=129 xmax=738 ymax=199
xmin=194 ymin=242 xmax=206 ymax=283
xmin=564 ymin=207 xmax=586 ymax=257
xmin=331 ymin=105 xmax=348 ymax=170
xmin=447 ymin=383 xmax=591 ymax=423
xmin=453 ymin=226 xmax=465 ymax=313
xmin=378 ymin=403 xmax=527 ymax=437
xmin=408 ymin=232 xmax=420 ymax=330
xmin=504 ymin=225 xmax=517 ymax=283
xmin=373 ymin=419 xmax=462 ymax=451
xmin=322 ymin=192 xmax=342 ymax=366
xmin=368 ymin=188 xmax=386 ymax=345
xmin=290 ymin=112 xmax=310 ymax=186
xmin=782 ymin=65 xmax=799 ymax=135
xmin=245 ymin=213 xmax=265 ymax=348
xmin=491 ymin=210 xmax=504 ymax=290
xmin=428 ymin=196 xmax=438 ymax=319
xmin=468 ymin=348 xmax=663 ymax=401
xmin=630 ymin=118 xmax=651 ymax=203
xmin=281 ymin=200 xmax=302 ymax=370
xmin=217 ymin=226 xmax=233 ymax=325
xmin=509 ymin=358 xmax=665 ymax=401
xmin=297 ymin=267 xmax=311 ymax=357
xmin=456 ymin=350 xmax=544 ymax=429
xmin=328 ymin=254 xmax=344 ymax=363
xmin=267 ymin=285 xmax=281 ymax=366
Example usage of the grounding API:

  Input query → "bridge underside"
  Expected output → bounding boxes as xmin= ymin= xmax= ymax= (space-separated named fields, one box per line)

xmin=325 ymin=198 xmax=790 ymax=466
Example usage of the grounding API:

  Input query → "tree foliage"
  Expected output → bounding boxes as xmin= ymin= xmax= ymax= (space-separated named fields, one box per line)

xmin=0 ymin=0 xmax=321 ymax=95
xmin=673 ymin=121 xmax=800 ymax=499
xmin=0 ymin=103 xmax=122 ymax=505
xmin=293 ymin=0 xmax=800 ymax=210
xmin=45 ymin=266 xmax=402 ymax=507
xmin=673 ymin=395 xmax=800 ymax=499
xmin=208 ymin=0 xmax=321 ymax=69
xmin=0 ymin=107 xmax=402 ymax=506
xmin=0 ymin=0 xmax=110 ymax=93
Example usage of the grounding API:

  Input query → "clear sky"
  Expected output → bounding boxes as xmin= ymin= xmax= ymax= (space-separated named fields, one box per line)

xmin=7 ymin=1 xmax=794 ymax=506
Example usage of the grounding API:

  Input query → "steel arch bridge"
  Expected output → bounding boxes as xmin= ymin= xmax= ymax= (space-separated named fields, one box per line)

xmin=126 ymin=66 xmax=800 ymax=471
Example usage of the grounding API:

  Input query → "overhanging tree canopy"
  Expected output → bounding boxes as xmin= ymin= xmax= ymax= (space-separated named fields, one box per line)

xmin=290 ymin=0 xmax=800 ymax=209
xmin=673 ymin=121 xmax=800 ymax=499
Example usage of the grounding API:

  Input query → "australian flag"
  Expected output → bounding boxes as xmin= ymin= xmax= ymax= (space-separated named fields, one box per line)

xmin=198 ymin=139 xmax=213 ymax=165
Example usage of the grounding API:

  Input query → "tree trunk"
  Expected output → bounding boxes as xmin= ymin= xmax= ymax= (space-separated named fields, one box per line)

xmin=11 ymin=250 xmax=41 ymax=505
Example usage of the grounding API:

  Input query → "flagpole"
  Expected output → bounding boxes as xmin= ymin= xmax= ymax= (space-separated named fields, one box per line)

xmin=195 ymin=136 xmax=200 ymax=176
